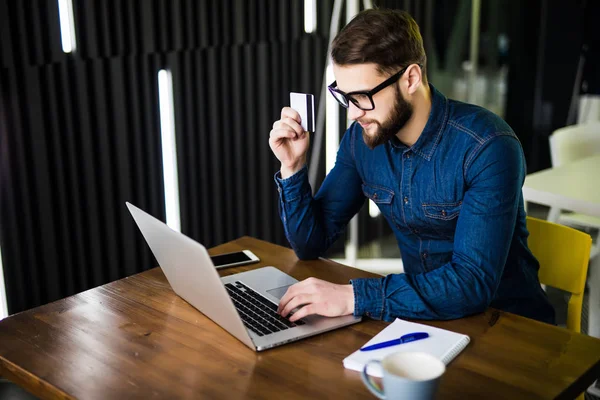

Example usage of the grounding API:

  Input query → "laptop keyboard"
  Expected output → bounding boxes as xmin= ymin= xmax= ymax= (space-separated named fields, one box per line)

xmin=225 ymin=281 xmax=305 ymax=337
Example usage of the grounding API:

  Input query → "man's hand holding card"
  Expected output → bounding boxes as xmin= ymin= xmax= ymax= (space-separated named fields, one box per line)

xmin=268 ymin=93 xmax=315 ymax=179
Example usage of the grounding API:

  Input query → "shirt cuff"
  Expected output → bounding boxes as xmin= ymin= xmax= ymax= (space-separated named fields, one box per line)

xmin=350 ymin=277 xmax=385 ymax=319
xmin=273 ymin=165 xmax=310 ymax=202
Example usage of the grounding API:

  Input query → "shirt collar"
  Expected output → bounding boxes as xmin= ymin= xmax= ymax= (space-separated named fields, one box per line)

xmin=389 ymin=84 xmax=448 ymax=161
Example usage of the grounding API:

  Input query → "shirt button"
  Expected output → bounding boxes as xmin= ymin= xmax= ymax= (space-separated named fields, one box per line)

xmin=422 ymin=252 xmax=428 ymax=259
xmin=403 ymin=196 xmax=409 ymax=204
xmin=373 ymin=193 xmax=378 ymax=200
xmin=441 ymin=210 xmax=447 ymax=217
xmin=366 ymin=312 xmax=371 ymax=317
xmin=405 ymin=153 xmax=411 ymax=159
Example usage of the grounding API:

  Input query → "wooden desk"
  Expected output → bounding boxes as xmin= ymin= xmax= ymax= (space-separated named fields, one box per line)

xmin=0 ymin=237 xmax=599 ymax=399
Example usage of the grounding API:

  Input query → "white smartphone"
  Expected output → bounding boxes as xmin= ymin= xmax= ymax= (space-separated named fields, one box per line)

xmin=210 ymin=250 xmax=260 ymax=269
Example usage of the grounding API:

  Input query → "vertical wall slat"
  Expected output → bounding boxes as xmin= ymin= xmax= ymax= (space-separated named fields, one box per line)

xmin=168 ymin=0 xmax=181 ymax=51
xmin=10 ymin=2 xmax=32 ymax=70
xmin=12 ymin=67 xmax=42 ymax=307
xmin=233 ymin=0 xmax=247 ymax=45
xmin=25 ymin=66 xmax=62 ymax=302
xmin=181 ymin=0 xmax=194 ymax=50
xmin=175 ymin=52 xmax=197 ymax=239
xmin=154 ymin=0 xmax=168 ymax=54
xmin=242 ymin=45 xmax=259 ymax=239
xmin=0 ymin=71 xmax=27 ymax=311
xmin=138 ymin=0 xmax=156 ymax=54
xmin=108 ymin=58 xmax=137 ymax=277
xmin=196 ymin=2 xmax=210 ymax=49
xmin=257 ymin=43 xmax=272 ymax=241
xmin=231 ymin=46 xmax=247 ymax=239
xmin=59 ymin=61 xmax=88 ymax=293
xmin=76 ymin=0 xmax=98 ymax=59
xmin=122 ymin=1 xmax=137 ymax=54
xmin=246 ymin=2 xmax=258 ymax=44
xmin=193 ymin=50 xmax=212 ymax=244
xmin=91 ymin=59 xmax=120 ymax=283
xmin=27 ymin=1 xmax=45 ymax=65
xmin=219 ymin=48 xmax=234 ymax=241
xmin=40 ymin=0 xmax=63 ymax=64
xmin=109 ymin=0 xmax=126 ymax=56
xmin=206 ymin=48 xmax=224 ymax=245
xmin=70 ymin=61 xmax=99 ymax=290
xmin=0 ymin=1 xmax=13 ymax=68
xmin=126 ymin=56 xmax=154 ymax=272
xmin=42 ymin=66 xmax=74 ymax=296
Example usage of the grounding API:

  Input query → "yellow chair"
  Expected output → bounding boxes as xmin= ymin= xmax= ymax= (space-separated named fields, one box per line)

xmin=526 ymin=216 xmax=592 ymax=333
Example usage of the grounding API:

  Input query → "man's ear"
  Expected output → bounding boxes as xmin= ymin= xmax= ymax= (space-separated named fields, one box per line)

xmin=405 ymin=64 xmax=423 ymax=95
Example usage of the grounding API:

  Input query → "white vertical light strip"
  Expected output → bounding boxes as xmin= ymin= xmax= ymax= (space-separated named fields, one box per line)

xmin=0 ymin=246 xmax=8 ymax=319
xmin=346 ymin=0 xmax=359 ymax=23
xmin=158 ymin=69 xmax=181 ymax=232
xmin=304 ymin=0 xmax=317 ymax=33
xmin=467 ymin=0 xmax=481 ymax=104
xmin=369 ymin=200 xmax=381 ymax=218
xmin=345 ymin=93 xmax=360 ymax=259
xmin=57 ymin=0 xmax=77 ymax=53
xmin=345 ymin=0 xmax=362 ymax=264
xmin=345 ymin=216 xmax=358 ymax=266
xmin=325 ymin=63 xmax=339 ymax=174
xmin=363 ymin=0 xmax=374 ymax=9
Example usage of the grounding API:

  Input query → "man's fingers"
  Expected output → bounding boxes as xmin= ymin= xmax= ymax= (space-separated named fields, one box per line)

xmin=289 ymin=304 xmax=314 ymax=322
xmin=277 ymin=279 xmax=313 ymax=312
xmin=272 ymin=118 xmax=304 ymax=135
xmin=277 ymin=283 xmax=299 ymax=313
xmin=282 ymin=117 xmax=304 ymax=134
xmin=277 ymin=278 xmax=320 ymax=315
xmin=269 ymin=128 xmax=297 ymax=141
xmin=281 ymin=107 xmax=301 ymax=122
xmin=280 ymin=294 xmax=311 ymax=317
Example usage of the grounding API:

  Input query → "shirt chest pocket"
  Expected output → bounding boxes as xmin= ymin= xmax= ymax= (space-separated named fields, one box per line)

xmin=422 ymin=201 xmax=462 ymax=239
xmin=362 ymin=183 xmax=397 ymax=225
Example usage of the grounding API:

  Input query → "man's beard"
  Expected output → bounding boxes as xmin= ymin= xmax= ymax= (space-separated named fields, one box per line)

xmin=360 ymin=89 xmax=413 ymax=150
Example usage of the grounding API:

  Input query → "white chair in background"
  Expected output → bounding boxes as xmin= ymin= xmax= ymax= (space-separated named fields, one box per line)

xmin=547 ymin=122 xmax=600 ymax=259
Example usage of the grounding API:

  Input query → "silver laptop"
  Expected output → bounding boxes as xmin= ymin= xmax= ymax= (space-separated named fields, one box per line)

xmin=126 ymin=202 xmax=361 ymax=351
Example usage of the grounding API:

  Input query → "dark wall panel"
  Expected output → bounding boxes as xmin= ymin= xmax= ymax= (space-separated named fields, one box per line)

xmin=0 ymin=0 xmax=333 ymax=314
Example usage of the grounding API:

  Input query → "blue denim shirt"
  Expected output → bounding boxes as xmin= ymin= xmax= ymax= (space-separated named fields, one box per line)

xmin=274 ymin=85 xmax=555 ymax=325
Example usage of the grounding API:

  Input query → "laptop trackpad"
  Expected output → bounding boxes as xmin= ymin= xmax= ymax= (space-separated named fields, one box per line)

xmin=266 ymin=284 xmax=293 ymax=300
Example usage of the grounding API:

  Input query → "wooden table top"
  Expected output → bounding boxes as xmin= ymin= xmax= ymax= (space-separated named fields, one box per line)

xmin=0 ymin=236 xmax=599 ymax=399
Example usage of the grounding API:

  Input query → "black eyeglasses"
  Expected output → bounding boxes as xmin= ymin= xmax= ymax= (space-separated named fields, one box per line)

xmin=328 ymin=64 xmax=419 ymax=111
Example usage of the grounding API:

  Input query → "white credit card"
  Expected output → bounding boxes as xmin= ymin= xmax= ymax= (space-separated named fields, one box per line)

xmin=290 ymin=92 xmax=315 ymax=132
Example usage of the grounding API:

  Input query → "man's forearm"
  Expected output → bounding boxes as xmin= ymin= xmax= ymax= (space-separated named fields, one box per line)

xmin=280 ymin=160 xmax=306 ymax=179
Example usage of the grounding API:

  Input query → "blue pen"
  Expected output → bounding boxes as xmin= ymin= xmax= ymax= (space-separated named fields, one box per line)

xmin=360 ymin=332 xmax=429 ymax=352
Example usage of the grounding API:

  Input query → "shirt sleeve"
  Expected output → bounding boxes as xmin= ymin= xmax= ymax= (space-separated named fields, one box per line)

xmin=351 ymin=134 xmax=525 ymax=321
xmin=274 ymin=124 xmax=365 ymax=259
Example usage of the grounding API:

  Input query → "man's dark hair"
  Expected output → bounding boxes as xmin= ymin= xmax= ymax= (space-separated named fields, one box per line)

xmin=331 ymin=9 xmax=427 ymax=82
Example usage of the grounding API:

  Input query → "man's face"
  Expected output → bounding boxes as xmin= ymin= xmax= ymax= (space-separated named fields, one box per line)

xmin=332 ymin=63 xmax=413 ymax=149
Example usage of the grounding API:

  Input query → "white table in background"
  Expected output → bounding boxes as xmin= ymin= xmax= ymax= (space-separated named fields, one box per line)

xmin=523 ymin=154 xmax=600 ymax=338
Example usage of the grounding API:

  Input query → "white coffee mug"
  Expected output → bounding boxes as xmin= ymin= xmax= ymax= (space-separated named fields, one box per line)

xmin=361 ymin=351 xmax=446 ymax=400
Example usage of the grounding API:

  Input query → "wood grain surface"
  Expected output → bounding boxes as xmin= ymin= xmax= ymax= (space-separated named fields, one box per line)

xmin=0 ymin=236 xmax=599 ymax=399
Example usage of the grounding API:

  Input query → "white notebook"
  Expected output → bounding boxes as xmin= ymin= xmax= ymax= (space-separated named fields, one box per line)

xmin=343 ymin=318 xmax=470 ymax=377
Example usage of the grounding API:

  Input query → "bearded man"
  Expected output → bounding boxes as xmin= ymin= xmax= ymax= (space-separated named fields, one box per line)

xmin=268 ymin=9 xmax=555 ymax=325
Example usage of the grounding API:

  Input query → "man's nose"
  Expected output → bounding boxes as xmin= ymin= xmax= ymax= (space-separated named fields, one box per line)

xmin=346 ymin=102 xmax=366 ymax=121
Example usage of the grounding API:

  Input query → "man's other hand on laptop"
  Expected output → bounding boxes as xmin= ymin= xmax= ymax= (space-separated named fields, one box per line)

xmin=277 ymin=278 xmax=354 ymax=322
